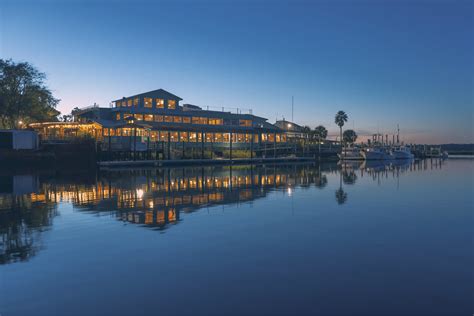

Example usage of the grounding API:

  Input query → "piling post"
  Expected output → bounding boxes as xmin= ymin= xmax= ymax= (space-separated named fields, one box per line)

xmin=167 ymin=131 xmax=171 ymax=160
xmin=250 ymin=133 xmax=254 ymax=160
xmin=274 ymin=132 xmax=277 ymax=158
xmin=229 ymin=132 xmax=233 ymax=161
xmin=201 ymin=131 xmax=204 ymax=159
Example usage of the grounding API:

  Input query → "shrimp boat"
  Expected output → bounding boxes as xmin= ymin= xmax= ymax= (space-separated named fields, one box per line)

xmin=361 ymin=147 xmax=392 ymax=160
xmin=338 ymin=147 xmax=363 ymax=160
xmin=391 ymin=145 xmax=414 ymax=159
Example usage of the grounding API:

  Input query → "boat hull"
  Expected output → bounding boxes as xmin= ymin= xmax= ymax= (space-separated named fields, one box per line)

xmin=361 ymin=150 xmax=392 ymax=160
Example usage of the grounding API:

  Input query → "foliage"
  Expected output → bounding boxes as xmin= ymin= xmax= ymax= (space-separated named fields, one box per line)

xmin=343 ymin=129 xmax=357 ymax=144
xmin=334 ymin=110 xmax=348 ymax=128
xmin=0 ymin=59 xmax=60 ymax=129
xmin=335 ymin=188 xmax=348 ymax=205
xmin=313 ymin=125 xmax=328 ymax=141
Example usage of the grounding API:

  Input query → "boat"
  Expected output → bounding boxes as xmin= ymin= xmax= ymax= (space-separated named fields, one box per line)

xmin=338 ymin=147 xmax=363 ymax=160
xmin=391 ymin=145 xmax=414 ymax=159
xmin=361 ymin=147 xmax=392 ymax=160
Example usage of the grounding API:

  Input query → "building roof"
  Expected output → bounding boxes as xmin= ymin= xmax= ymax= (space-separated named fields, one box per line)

xmin=112 ymin=89 xmax=183 ymax=102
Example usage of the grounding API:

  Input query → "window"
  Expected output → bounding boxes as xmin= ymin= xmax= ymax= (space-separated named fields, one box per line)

xmin=189 ymin=132 xmax=197 ymax=142
xmin=144 ymin=114 xmax=153 ymax=121
xmin=180 ymin=132 xmax=188 ymax=142
xmin=167 ymin=100 xmax=176 ymax=109
xmin=156 ymin=99 xmax=164 ymax=108
xmin=173 ymin=116 xmax=182 ymax=123
xmin=239 ymin=119 xmax=252 ymax=127
xmin=116 ymin=113 xmax=121 ymax=120
xmin=134 ymin=114 xmax=144 ymax=120
xmin=134 ymin=98 xmax=139 ymax=106
xmin=182 ymin=117 xmax=191 ymax=124
xmin=159 ymin=131 xmax=167 ymax=142
xmin=123 ymin=113 xmax=133 ymax=120
xmin=150 ymin=131 xmax=159 ymax=141
xmin=127 ymin=99 xmax=133 ymax=107
xmin=223 ymin=133 xmax=230 ymax=142
xmin=144 ymin=98 xmax=152 ymax=108
xmin=154 ymin=115 xmax=163 ymax=122
xmin=116 ymin=101 xmax=121 ymax=107
xmin=209 ymin=118 xmax=223 ymax=125
xmin=170 ymin=132 xmax=178 ymax=142
xmin=164 ymin=116 xmax=173 ymax=123
xmin=206 ymin=133 xmax=213 ymax=142
xmin=192 ymin=117 xmax=207 ymax=124
xmin=214 ymin=133 xmax=223 ymax=142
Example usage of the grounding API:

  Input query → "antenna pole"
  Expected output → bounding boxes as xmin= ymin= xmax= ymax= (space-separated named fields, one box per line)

xmin=291 ymin=96 xmax=294 ymax=122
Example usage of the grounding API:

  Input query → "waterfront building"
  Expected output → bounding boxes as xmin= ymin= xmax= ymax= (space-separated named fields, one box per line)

xmin=274 ymin=119 xmax=308 ymax=140
xmin=29 ymin=89 xmax=286 ymax=157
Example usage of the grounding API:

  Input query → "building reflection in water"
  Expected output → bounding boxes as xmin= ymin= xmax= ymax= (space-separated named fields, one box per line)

xmin=0 ymin=159 xmax=443 ymax=264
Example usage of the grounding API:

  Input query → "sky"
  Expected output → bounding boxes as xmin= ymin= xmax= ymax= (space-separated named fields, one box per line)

xmin=1 ymin=0 xmax=473 ymax=144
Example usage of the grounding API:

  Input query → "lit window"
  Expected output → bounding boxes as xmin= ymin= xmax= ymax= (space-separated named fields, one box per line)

xmin=127 ymin=99 xmax=133 ymax=107
xmin=156 ymin=99 xmax=164 ymax=108
xmin=170 ymin=132 xmax=178 ymax=142
xmin=214 ymin=133 xmax=223 ymax=142
xmin=116 ymin=101 xmax=121 ymax=107
xmin=167 ymin=100 xmax=176 ymax=109
xmin=192 ymin=117 xmax=200 ymax=124
xmin=173 ymin=116 xmax=182 ymax=123
xmin=144 ymin=114 xmax=153 ymax=121
xmin=144 ymin=98 xmax=152 ymax=108
xmin=209 ymin=118 xmax=223 ymax=125
xmin=124 ymin=113 xmax=133 ymax=120
xmin=182 ymin=117 xmax=191 ymax=124
xmin=116 ymin=113 xmax=121 ymax=120
xmin=189 ymin=132 xmax=197 ymax=142
xmin=134 ymin=114 xmax=144 ymax=120
xmin=239 ymin=119 xmax=252 ymax=127
xmin=164 ymin=116 xmax=173 ymax=122
xmin=154 ymin=115 xmax=163 ymax=122
xmin=134 ymin=98 xmax=139 ymax=106
xmin=180 ymin=132 xmax=188 ymax=142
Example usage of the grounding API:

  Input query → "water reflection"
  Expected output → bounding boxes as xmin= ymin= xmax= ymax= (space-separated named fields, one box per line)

xmin=0 ymin=159 xmax=444 ymax=265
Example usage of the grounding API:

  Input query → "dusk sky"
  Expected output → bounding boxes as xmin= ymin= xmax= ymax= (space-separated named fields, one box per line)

xmin=1 ymin=0 xmax=472 ymax=144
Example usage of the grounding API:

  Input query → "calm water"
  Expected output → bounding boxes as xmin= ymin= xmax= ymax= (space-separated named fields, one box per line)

xmin=0 ymin=159 xmax=472 ymax=316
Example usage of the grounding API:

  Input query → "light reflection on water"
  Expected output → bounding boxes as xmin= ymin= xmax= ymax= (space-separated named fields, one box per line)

xmin=0 ymin=159 xmax=472 ymax=316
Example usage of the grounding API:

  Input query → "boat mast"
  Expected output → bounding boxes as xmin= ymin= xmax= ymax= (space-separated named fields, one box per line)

xmin=397 ymin=124 xmax=400 ymax=145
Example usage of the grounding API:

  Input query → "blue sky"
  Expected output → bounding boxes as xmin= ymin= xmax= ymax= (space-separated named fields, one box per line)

xmin=1 ymin=0 xmax=472 ymax=143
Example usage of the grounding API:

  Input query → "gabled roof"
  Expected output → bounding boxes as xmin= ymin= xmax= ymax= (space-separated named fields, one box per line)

xmin=112 ymin=89 xmax=183 ymax=102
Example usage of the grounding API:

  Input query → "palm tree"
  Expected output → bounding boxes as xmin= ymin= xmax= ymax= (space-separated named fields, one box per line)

xmin=342 ymin=129 xmax=357 ymax=146
xmin=335 ymin=170 xmax=348 ymax=205
xmin=314 ymin=125 xmax=328 ymax=157
xmin=335 ymin=110 xmax=348 ymax=154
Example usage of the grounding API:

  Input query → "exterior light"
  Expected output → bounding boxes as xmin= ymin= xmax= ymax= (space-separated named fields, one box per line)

xmin=287 ymin=123 xmax=291 ymax=128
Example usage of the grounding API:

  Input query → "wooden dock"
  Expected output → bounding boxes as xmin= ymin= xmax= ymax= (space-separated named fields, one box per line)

xmin=98 ymin=156 xmax=315 ymax=169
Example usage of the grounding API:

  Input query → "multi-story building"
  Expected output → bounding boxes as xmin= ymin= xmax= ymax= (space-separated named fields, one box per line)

xmin=30 ymin=89 xmax=287 ymax=156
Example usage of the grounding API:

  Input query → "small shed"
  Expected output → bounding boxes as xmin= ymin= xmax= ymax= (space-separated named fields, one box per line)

xmin=0 ymin=130 xmax=39 ymax=150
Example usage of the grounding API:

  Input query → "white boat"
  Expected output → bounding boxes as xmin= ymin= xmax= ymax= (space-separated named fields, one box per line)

xmin=391 ymin=146 xmax=414 ymax=159
xmin=361 ymin=147 xmax=392 ymax=160
xmin=338 ymin=147 xmax=363 ymax=160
